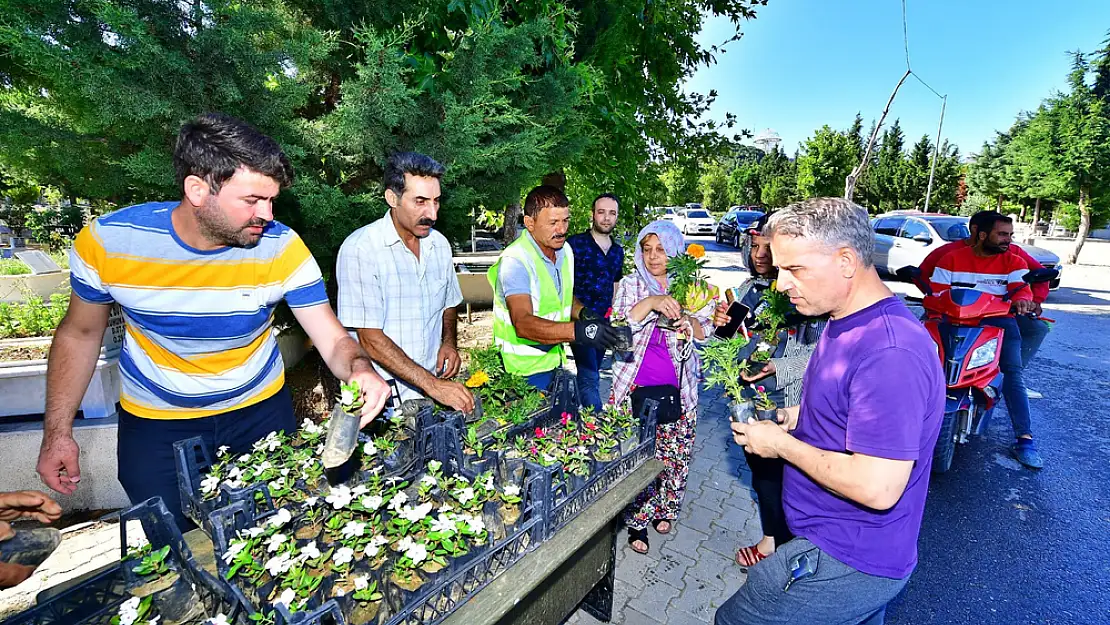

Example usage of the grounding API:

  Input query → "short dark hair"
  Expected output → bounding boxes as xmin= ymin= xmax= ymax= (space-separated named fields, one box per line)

xmin=523 ymin=185 xmax=569 ymax=218
xmin=384 ymin=152 xmax=446 ymax=197
xmin=593 ymin=193 xmax=620 ymax=210
xmin=973 ymin=211 xmax=1011 ymax=239
xmin=969 ymin=210 xmax=1004 ymax=235
xmin=173 ymin=113 xmax=293 ymax=193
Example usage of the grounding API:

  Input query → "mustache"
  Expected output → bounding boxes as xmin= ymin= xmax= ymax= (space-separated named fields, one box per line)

xmin=244 ymin=218 xmax=267 ymax=229
xmin=417 ymin=218 xmax=436 ymax=227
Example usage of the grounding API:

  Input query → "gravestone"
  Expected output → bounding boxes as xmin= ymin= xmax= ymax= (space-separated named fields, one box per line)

xmin=14 ymin=250 xmax=62 ymax=275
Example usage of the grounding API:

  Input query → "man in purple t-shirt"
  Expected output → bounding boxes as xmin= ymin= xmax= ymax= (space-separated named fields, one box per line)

xmin=715 ymin=198 xmax=944 ymax=625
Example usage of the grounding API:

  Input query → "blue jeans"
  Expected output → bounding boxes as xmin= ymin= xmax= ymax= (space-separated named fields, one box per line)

xmin=714 ymin=538 xmax=909 ymax=625
xmin=1016 ymin=314 xmax=1050 ymax=369
xmin=982 ymin=316 xmax=1032 ymax=438
xmin=570 ymin=343 xmax=604 ymax=412
xmin=117 ymin=386 xmax=296 ymax=530
xmin=525 ymin=369 xmax=558 ymax=393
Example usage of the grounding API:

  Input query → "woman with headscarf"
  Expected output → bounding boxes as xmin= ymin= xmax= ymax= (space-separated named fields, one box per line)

xmin=714 ymin=214 xmax=827 ymax=567
xmin=609 ymin=220 xmax=715 ymax=554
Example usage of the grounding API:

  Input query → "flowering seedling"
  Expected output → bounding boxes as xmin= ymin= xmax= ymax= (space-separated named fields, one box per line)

xmin=339 ymin=381 xmax=365 ymax=414
xmin=131 ymin=545 xmax=172 ymax=577
xmin=352 ymin=576 xmax=384 ymax=603
xmin=110 ymin=595 xmax=154 ymax=625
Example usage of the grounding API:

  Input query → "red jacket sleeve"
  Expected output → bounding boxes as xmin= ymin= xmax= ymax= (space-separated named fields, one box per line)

xmin=928 ymin=249 xmax=957 ymax=295
xmin=920 ymin=241 xmax=961 ymax=284
xmin=1011 ymin=245 xmax=1049 ymax=303
xmin=1006 ymin=254 xmax=1033 ymax=302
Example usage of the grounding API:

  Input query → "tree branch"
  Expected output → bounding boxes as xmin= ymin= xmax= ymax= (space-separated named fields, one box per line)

xmin=845 ymin=70 xmax=912 ymax=201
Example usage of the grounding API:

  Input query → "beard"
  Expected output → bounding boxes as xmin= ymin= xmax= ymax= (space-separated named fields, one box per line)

xmin=196 ymin=196 xmax=266 ymax=248
xmin=593 ymin=221 xmax=615 ymax=235
xmin=982 ymin=241 xmax=1009 ymax=255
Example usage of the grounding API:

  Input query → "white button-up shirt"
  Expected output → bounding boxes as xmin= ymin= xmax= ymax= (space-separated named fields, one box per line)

xmin=337 ymin=213 xmax=463 ymax=401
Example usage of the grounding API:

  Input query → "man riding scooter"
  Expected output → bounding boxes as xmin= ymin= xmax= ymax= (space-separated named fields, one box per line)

xmin=927 ymin=213 xmax=1044 ymax=469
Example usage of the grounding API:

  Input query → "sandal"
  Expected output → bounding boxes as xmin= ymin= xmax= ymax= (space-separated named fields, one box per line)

xmin=652 ymin=519 xmax=674 ymax=535
xmin=628 ymin=528 xmax=650 ymax=554
xmin=735 ymin=544 xmax=770 ymax=567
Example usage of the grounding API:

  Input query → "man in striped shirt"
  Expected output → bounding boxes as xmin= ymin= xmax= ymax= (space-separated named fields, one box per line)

xmin=928 ymin=213 xmax=1044 ymax=468
xmin=36 ymin=113 xmax=392 ymax=526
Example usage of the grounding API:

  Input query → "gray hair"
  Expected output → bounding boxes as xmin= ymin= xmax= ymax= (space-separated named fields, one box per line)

xmin=764 ymin=197 xmax=874 ymax=267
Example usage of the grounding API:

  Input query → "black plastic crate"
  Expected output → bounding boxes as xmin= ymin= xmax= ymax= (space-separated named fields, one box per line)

xmin=5 ymin=497 xmax=248 ymax=625
xmin=204 ymin=419 xmax=544 ymax=625
xmin=446 ymin=369 xmax=578 ymax=449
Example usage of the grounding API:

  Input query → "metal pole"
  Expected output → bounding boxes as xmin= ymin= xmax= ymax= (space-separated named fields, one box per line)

xmin=923 ymin=95 xmax=947 ymax=213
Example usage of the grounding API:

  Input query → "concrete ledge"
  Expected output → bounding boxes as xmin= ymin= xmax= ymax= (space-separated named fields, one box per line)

xmin=0 ymin=416 xmax=131 ymax=511
xmin=0 ymin=271 xmax=69 ymax=303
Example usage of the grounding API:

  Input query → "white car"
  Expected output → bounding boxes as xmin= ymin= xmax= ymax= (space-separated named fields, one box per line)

xmin=674 ymin=208 xmax=717 ymax=236
xmin=871 ymin=212 xmax=1062 ymax=290
xmin=659 ymin=207 xmax=677 ymax=222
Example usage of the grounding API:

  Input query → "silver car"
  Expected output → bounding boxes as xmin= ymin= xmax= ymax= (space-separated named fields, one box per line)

xmin=871 ymin=212 xmax=1062 ymax=290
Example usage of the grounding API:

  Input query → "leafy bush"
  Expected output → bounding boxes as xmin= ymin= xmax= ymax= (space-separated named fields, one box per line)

xmin=0 ymin=259 xmax=31 ymax=276
xmin=0 ymin=293 xmax=69 ymax=338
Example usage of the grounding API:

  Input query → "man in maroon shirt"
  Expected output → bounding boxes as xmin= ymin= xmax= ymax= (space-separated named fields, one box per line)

xmin=919 ymin=210 xmax=1051 ymax=397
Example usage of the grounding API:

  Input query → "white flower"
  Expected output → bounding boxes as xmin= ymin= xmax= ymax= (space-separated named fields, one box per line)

xmin=269 ymin=480 xmax=285 ymax=493
xmin=542 ymin=453 xmax=557 ymax=464
xmin=264 ymin=431 xmax=282 ymax=452
xmin=420 ymin=475 xmax=437 ymax=487
xmin=464 ymin=514 xmax=485 ymax=535
xmin=363 ymin=440 xmax=378 ymax=456
xmin=207 ymin=615 xmax=230 ymax=625
xmin=456 ymin=487 xmax=475 ymax=505
xmin=226 ymin=479 xmax=244 ymax=489
xmin=257 ymin=461 xmax=273 ymax=473
xmin=388 ymin=491 xmax=409 ymax=511
xmin=148 ymin=618 xmax=160 ymax=625
xmin=326 ymin=485 xmax=353 ymax=509
xmin=244 ymin=527 xmax=265 ymax=538
xmin=399 ymin=502 xmax=434 ymax=523
xmin=266 ymin=533 xmax=287 ymax=553
xmin=200 ymin=474 xmax=221 ymax=494
xmin=757 ymin=341 xmax=772 ymax=352
xmin=427 ymin=459 xmax=442 ymax=473
xmin=238 ymin=454 xmax=251 ymax=463
xmin=217 ymin=446 xmax=230 ymax=457
xmin=126 ymin=533 xmax=149 ymax=551
xmin=340 ymin=388 xmax=355 ymax=406
xmin=364 ymin=535 xmax=388 ymax=558
xmin=351 ymin=484 xmax=369 ymax=497
xmin=361 ymin=495 xmax=383 ymax=510
xmin=222 ymin=540 xmax=248 ymax=564
xmin=401 ymin=538 xmax=428 ymax=564
xmin=304 ymin=496 xmax=318 ymax=507
xmin=316 ymin=444 xmax=325 ymax=455
xmin=484 ymin=475 xmax=494 ymax=491
xmin=341 ymin=521 xmax=367 ymax=539
xmin=274 ymin=588 xmax=296 ymax=608
xmin=438 ymin=504 xmax=454 ymax=513
xmin=300 ymin=541 xmax=321 ymax=561
xmin=226 ymin=467 xmax=243 ymax=481
xmin=118 ymin=597 xmax=140 ymax=625
xmin=353 ymin=575 xmax=369 ymax=591
xmin=430 ymin=514 xmax=457 ymax=535
xmin=267 ymin=508 xmax=292 ymax=528
xmin=280 ymin=468 xmax=290 ymax=477
xmin=264 ymin=553 xmax=292 ymax=577
xmin=333 ymin=546 xmax=354 ymax=566
xmin=503 ymin=484 xmax=521 ymax=498
xmin=301 ymin=418 xmax=323 ymax=435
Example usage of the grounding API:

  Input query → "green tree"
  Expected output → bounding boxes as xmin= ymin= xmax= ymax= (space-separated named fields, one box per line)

xmin=727 ymin=162 xmax=761 ymax=206
xmin=796 ymin=125 xmax=855 ymax=199
xmin=870 ymin=120 xmax=907 ymax=212
xmin=699 ymin=162 xmax=730 ymax=211
xmin=660 ymin=164 xmax=701 ymax=206
xmin=758 ymin=146 xmax=796 ymax=208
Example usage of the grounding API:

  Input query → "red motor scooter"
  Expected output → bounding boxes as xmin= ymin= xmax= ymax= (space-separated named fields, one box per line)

xmin=897 ymin=267 xmax=1057 ymax=473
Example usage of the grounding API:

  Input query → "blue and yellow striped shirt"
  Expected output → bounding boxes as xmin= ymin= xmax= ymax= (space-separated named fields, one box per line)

xmin=70 ymin=201 xmax=328 ymax=419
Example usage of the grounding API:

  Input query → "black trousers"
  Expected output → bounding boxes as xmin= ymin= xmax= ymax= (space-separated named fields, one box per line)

xmin=744 ymin=452 xmax=793 ymax=546
xmin=116 ymin=386 xmax=296 ymax=530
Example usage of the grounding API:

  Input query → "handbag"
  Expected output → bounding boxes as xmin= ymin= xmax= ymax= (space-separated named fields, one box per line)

xmin=631 ymin=384 xmax=683 ymax=425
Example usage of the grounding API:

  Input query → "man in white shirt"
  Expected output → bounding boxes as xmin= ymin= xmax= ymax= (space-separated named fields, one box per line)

xmin=337 ymin=153 xmax=474 ymax=412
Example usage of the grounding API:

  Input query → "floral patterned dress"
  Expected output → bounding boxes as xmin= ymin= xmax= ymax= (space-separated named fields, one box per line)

xmin=608 ymin=273 xmax=714 ymax=530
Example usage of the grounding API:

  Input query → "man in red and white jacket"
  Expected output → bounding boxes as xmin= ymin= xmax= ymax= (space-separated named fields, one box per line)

xmin=920 ymin=210 xmax=1051 ymax=389
xmin=928 ymin=213 xmax=1044 ymax=469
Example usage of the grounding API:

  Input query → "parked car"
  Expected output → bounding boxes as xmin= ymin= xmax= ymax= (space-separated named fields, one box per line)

xmin=673 ymin=208 xmax=717 ymax=236
xmin=715 ymin=209 xmax=765 ymax=248
xmin=660 ymin=207 xmax=678 ymax=222
xmin=871 ymin=212 xmax=1062 ymax=290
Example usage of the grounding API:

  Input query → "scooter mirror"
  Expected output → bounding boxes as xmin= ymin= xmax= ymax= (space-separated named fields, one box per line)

xmin=895 ymin=266 xmax=921 ymax=282
xmin=1023 ymin=268 xmax=1059 ymax=284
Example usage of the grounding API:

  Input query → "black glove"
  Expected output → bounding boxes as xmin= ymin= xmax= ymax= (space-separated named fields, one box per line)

xmin=574 ymin=318 xmax=621 ymax=351
xmin=578 ymin=307 xmax=602 ymax=322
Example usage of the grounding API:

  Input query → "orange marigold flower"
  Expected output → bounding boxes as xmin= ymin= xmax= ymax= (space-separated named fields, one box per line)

xmin=687 ymin=244 xmax=706 ymax=259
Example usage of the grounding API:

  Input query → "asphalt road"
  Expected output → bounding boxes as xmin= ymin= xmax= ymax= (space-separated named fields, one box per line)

xmin=688 ymin=234 xmax=1110 ymax=625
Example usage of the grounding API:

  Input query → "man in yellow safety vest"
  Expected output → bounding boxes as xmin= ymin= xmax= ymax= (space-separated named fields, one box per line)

xmin=488 ymin=185 xmax=622 ymax=390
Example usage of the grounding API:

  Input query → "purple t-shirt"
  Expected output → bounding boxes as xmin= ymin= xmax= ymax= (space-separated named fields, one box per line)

xmin=783 ymin=296 xmax=944 ymax=579
xmin=634 ymin=328 xmax=679 ymax=387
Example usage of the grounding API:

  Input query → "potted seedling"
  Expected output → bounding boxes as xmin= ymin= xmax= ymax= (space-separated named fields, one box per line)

xmin=390 ymin=537 xmax=428 ymax=592
xmin=110 ymin=596 xmax=157 ymax=625
xmin=701 ymin=334 xmax=754 ymax=423
xmin=753 ymin=385 xmax=778 ymax=421
xmin=348 ymin=574 xmax=384 ymax=624
xmin=125 ymin=541 xmax=201 ymax=621
xmin=608 ymin=313 xmax=634 ymax=354
xmin=498 ymin=483 xmax=524 ymax=527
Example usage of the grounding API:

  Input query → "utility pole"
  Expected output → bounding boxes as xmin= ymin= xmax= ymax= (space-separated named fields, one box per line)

xmin=923 ymin=95 xmax=947 ymax=213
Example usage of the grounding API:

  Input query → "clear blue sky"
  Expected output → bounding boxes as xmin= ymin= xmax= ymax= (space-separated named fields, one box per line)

xmin=686 ymin=0 xmax=1110 ymax=159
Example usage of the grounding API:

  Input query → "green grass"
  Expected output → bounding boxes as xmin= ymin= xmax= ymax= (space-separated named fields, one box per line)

xmin=0 ymin=259 xmax=31 ymax=275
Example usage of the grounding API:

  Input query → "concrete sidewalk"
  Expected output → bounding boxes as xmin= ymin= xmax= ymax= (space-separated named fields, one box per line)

xmin=568 ymin=386 xmax=758 ymax=625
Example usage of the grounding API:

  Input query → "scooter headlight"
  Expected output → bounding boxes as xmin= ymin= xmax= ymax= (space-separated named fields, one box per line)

xmin=967 ymin=338 xmax=999 ymax=370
